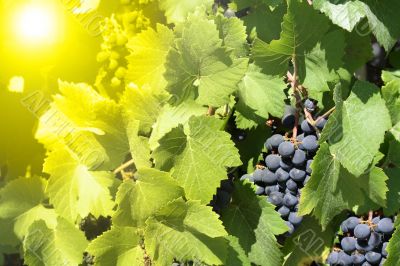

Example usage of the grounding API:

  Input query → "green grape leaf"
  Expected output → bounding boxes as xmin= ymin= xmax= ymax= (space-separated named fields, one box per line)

xmin=282 ymin=216 xmax=336 ymax=266
xmin=390 ymin=122 xmax=400 ymax=143
xmin=149 ymin=101 xmax=207 ymax=150
xmin=113 ymin=168 xmax=184 ymax=227
xmin=153 ymin=116 xmax=241 ymax=204
xmin=343 ymin=31 xmax=373 ymax=73
xmin=24 ymin=218 xmax=88 ymax=266
xmin=382 ymin=79 xmax=400 ymax=125
xmin=215 ymin=15 xmax=249 ymax=58
xmin=87 ymin=226 xmax=144 ymax=266
xmin=43 ymin=147 xmax=116 ymax=222
xmin=314 ymin=0 xmax=400 ymax=51
xmin=125 ymin=120 xmax=152 ymax=169
xmin=144 ymin=198 xmax=228 ymax=265
xmin=252 ymin=0 xmax=330 ymax=76
xmin=158 ymin=0 xmax=213 ymax=24
xmin=382 ymin=70 xmax=400 ymax=84
xmin=234 ymin=100 xmax=265 ymax=130
xmin=225 ymin=236 xmax=252 ymax=266
xmin=321 ymin=81 xmax=392 ymax=177
xmin=121 ymin=84 xmax=168 ymax=135
xmin=126 ymin=24 xmax=175 ymax=92
xmin=35 ymin=81 xmax=128 ymax=170
xmin=299 ymin=143 xmax=388 ymax=229
xmin=384 ymin=168 xmax=400 ymax=216
xmin=220 ymin=181 xmax=288 ymax=266
xmin=241 ymin=5 xmax=285 ymax=43
xmin=386 ymin=214 xmax=400 ymax=265
xmin=301 ymin=30 xmax=345 ymax=96
xmin=237 ymin=64 xmax=286 ymax=122
xmin=0 ymin=176 xmax=57 ymax=245
xmin=164 ymin=13 xmax=248 ymax=107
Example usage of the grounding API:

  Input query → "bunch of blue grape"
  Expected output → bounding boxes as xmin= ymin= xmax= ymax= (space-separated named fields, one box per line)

xmin=327 ymin=213 xmax=395 ymax=265
xmin=241 ymin=99 xmax=327 ymax=235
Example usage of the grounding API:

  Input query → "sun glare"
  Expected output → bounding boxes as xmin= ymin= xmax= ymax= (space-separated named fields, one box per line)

xmin=13 ymin=4 xmax=59 ymax=44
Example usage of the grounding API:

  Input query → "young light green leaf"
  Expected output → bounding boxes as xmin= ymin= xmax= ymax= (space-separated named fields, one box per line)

xmin=126 ymin=24 xmax=175 ymax=92
xmin=158 ymin=0 xmax=213 ymax=24
xmin=87 ymin=226 xmax=144 ymax=266
xmin=144 ymin=198 xmax=228 ymax=265
xmin=153 ymin=116 xmax=241 ymax=204
xmin=121 ymin=84 xmax=168 ymax=135
xmin=149 ymin=101 xmax=207 ymax=150
xmin=0 ymin=176 xmax=57 ymax=242
xmin=125 ymin=120 xmax=152 ymax=169
xmin=323 ymin=81 xmax=392 ymax=176
xmin=220 ymin=181 xmax=288 ymax=266
xmin=382 ymin=79 xmax=400 ymax=125
xmin=24 ymin=218 xmax=88 ymax=266
xmin=43 ymin=147 xmax=116 ymax=222
xmin=237 ymin=64 xmax=286 ymax=122
xmin=164 ymin=13 xmax=248 ymax=107
xmin=252 ymin=0 xmax=330 ymax=75
xmin=215 ymin=15 xmax=248 ymax=58
xmin=113 ymin=168 xmax=184 ymax=227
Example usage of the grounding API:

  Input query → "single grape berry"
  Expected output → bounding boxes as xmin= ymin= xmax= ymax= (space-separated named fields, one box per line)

xmin=286 ymin=179 xmax=298 ymax=191
xmin=306 ymin=160 xmax=313 ymax=174
xmin=276 ymin=168 xmax=290 ymax=182
xmin=365 ymin=251 xmax=382 ymax=264
xmin=268 ymin=191 xmax=284 ymax=206
xmin=354 ymin=224 xmax=371 ymax=239
xmin=288 ymin=212 xmax=303 ymax=226
xmin=289 ymin=168 xmax=306 ymax=182
xmin=265 ymin=154 xmax=281 ymax=171
xmin=316 ymin=117 xmax=327 ymax=129
xmin=292 ymin=149 xmax=306 ymax=166
xmin=352 ymin=253 xmax=366 ymax=264
xmin=282 ymin=105 xmax=296 ymax=128
xmin=283 ymin=193 xmax=298 ymax=207
xmin=265 ymin=185 xmax=279 ymax=195
xmin=301 ymin=119 xmax=314 ymax=134
xmin=338 ymin=251 xmax=353 ymax=265
xmin=377 ymin=218 xmax=394 ymax=234
xmin=304 ymin=99 xmax=316 ymax=112
xmin=367 ymin=232 xmax=381 ymax=248
xmin=302 ymin=135 xmax=319 ymax=152
xmin=327 ymin=251 xmax=339 ymax=264
xmin=278 ymin=206 xmax=290 ymax=218
xmin=261 ymin=169 xmax=278 ymax=185
xmin=278 ymin=141 xmax=295 ymax=157
xmin=285 ymin=221 xmax=295 ymax=235
xmin=265 ymin=134 xmax=284 ymax=150
xmin=255 ymin=185 xmax=265 ymax=195
xmin=341 ymin=237 xmax=357 ymax=253
xmin=382 ymin=242 xmax=388 ymax=257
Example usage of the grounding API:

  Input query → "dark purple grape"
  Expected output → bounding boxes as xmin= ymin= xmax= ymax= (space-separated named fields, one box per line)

xmin=255 ymin=185 xmax=265 ymax=195
xmin=338 ymin=251 xmax=353 ymax=265
xmin=289 ymin=168 xmax=306 ymax=182
xmin=283 ymin=193 xmax=298 ymax=207
xmin=345 ymin=217 xmax=360 ymax=231
xmin=306 ymin=160 xmax=313 ymax=174
xmin=286 ymin=179 xmax=298 ymax=191
xmin=265 ymin=134 xmax=284 ymax=150
xmin=304 ymin=99 xmax=316 ymax=112
xmin=265 ymin=154 xmax=281 ymax=171
xmin=278 ymin=141 xmax=295 ymax=157
xmin=276 ymin=168 xmax=290 ymax=182
xmin=282 ymin=105 xmax=296 ymax=128
xmin=292 ymin=149 xmax=306 ymax=166
xmin=253 ymin=169 xmax=264 ymax=183
xmin=377 ymin=218 xmax=394 ymax=234
xmin=382 ymin=242 xmax=388 ymax=257
xmin=368 ymin=232 xmax=381 ymax=248
xmin=264 ymin=185 xmax=279 ymax=195
xmin=365 ymin=251 xmax=382 ymax=264
xmin=261 ymin=169 xmax=278 ymax=185
xmin=288 ymin=212 xmax=303 ymax=226
xmin=285 ymin=221 xmax=295 ymax=235
xmin=327 ymin=251 xmax=339 ymax=264
xmin=278 ymin=206 xmax=290 ymax=218
xmin=302 ymin=135 xmax=319 ymax=152
xmin=268 ymin=191 xmax=283 ymax=206
xmin=301 ymin=119 xmax=314 ymax=134
xmin=316 ymin=117 xmax=327 ymax=130
xmin=354 ymin=224 xmax=371 ymax=239
xmin=341 ymin=237 xmax=356 ymax=253
xmin=352 ymin=253 xmax=366 ymax=264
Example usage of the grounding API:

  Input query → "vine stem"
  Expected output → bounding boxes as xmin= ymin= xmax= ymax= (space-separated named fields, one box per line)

xmin=307 ymin=0 xmax=313 ymax=5
xmin=113 ymin=158 xmax=135 ymax=175
xmin=290 ymin=55 xmax=301 ymax=141
xmin=368 ymin=210 xmax=373 ymax=223
xmin=315 ymin=106 xmax=336 ymax=123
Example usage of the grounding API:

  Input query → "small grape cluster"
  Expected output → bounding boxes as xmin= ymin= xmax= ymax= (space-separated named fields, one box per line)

xmin=241 ymin=99 xmax=327 ymax=235
xmin=327 ymin=214 xmax=395 ymax=265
